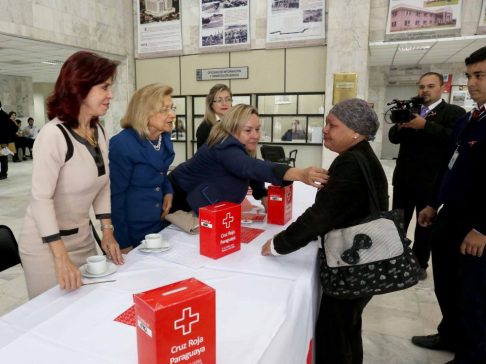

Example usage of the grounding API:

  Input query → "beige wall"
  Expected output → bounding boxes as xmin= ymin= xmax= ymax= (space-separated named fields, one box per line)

xmin=136 ymin=46 xmax=327 ymax=95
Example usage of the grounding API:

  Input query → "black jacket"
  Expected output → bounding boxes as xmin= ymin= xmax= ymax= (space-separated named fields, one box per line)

xmin=274 ymin=141 xmax=389 ymax=255
xmin=196 ymin=119 xmax=214 ymax=149
xmin=0 ymin=108 xmax=14 ymax=145
xmin=389 ymin=100 xmax=465 ymax=192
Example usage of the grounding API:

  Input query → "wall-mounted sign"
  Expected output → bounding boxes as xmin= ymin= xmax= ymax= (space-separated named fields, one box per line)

xmin=199 ymin=0 xmax=251 ymax=54
xmin=137 ymin=0 xmax=183 ymax=58
xmin=385 ymin=0 xmax=462 ymax=41
xmin=266 ymin=0 xmax=326 ymax=49
xmin=333 ymin=73 xmax=358 ymax=105
xmin=196 ymin=67 xmax=249 ymax=81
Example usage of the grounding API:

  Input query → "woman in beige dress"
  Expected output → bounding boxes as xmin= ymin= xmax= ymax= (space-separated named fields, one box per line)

xmin=19 ymin=51 xmax=124 ymax=299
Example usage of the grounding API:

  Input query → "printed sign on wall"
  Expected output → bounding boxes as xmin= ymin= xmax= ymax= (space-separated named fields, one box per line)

xmin=199 ymin=0 xmax=251 ymax=53
xmin=385 ymin=0 xmax=462 ymax=41
xmin=137 ymin=0 xmax=183 ymax=58
xmin=266 ymin=0 xmax=326 ymax=49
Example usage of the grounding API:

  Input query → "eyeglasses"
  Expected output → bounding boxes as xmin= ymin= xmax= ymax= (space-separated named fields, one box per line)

xmin=213 ymin=98 xmax=233 ymax=104
xmin=160 ymin=107 xmax=177 ymax=115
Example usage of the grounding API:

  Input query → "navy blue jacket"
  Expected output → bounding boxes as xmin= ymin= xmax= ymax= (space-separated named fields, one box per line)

xmin=429 ymin=111 xmax=486 ymax=234
xmin=171 ymin=136 xmax=290 ymax=213
xmin=109 ymin=128 xmax=175 ymax=248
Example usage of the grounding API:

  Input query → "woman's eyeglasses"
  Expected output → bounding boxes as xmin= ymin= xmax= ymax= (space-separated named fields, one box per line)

xmin=161 ymin=107 xmax=177 ymax=115
xmin=213 ymin=98 xmax=233 ymax=104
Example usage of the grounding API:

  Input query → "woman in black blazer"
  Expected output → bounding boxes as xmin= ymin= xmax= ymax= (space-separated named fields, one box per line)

xmin=262 ymin=99 xmax=389 ymax=364
xmin=196 ymin=84 xmax=233 ymax=149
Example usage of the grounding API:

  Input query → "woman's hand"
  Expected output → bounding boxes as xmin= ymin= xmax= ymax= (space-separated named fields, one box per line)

xmin=261 ymin=196 xmax=268 ymax=212
xmin=49 ymin=240 xmax=82 ymax=291
xmin=261 ymin=238 xmax=272 ymax=256
xmin=161 ymin=194 xmax=173 ymax=221
xmin=100 ymin=232 xmax=124 ymax=265
xmin=460 ymin=230 xmax=486 ymax=257
xmin=418 ymin=206 xmax=437 ymax=227
xmin=283 ymin=167 xmax=329 ymax=188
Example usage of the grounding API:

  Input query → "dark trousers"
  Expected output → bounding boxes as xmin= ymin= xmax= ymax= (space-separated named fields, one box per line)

xmin=12 ymin=136 xmax=21 ymax=160
xmin=167 ymin=173 xmax=192 ymax=213
xmin=315 ymin=294 xmax=372 ymax=364
xmin=0 ymin=155 xmax=7 ymax=176
xmin=393 ymin=186 xmax=433 ymax=269
xmin=431 ymin=206 xmax=486 ymax=364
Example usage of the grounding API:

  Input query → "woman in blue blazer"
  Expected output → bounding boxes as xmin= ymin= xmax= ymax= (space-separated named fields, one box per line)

xmin=109 ymin=84 xmax=175 ymax=252
xmin=169 ymin=104 xmax=329 ymax=214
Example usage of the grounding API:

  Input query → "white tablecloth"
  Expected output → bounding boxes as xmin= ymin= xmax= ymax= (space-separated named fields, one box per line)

xmin=0 ymin=182 xmax=320 ymax=364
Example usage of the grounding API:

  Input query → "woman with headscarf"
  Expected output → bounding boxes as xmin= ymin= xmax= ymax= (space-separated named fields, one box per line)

xmin=262 ymin=99 xmax=389 ymax=364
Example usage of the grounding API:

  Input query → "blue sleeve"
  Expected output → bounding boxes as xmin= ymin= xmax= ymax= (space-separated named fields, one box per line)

xmin=215 ymin=145 xmax=290 ymax=185
xmin=109 ymin=136 xmax=134 ymax=249
xmin=163 ymin=174 xmax=174 ymax=195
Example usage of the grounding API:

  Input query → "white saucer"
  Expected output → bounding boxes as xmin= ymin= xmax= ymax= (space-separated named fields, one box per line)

xmin=80 ymin=261 xmax=117 ymax=278
xmin=139 ymin=240 xmax=172 ymax=253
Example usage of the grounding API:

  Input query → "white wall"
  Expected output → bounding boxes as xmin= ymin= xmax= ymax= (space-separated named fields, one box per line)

xmin=33 ymin=83 xmax=54 ymax=128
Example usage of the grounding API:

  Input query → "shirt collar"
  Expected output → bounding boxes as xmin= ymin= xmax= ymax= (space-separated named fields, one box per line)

xmin=424 ymin=99 xmax=442 ymax=112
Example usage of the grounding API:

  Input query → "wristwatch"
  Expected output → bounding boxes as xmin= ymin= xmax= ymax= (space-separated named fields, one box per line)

xmin=101 ymin=224 xmax=114 ymax=231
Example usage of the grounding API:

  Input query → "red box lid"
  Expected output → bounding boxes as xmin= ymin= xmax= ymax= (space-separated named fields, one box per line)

xmin=133 ymin=278 xmax=214 ymax=313
xmin=200 ymin=202 xmax=239 ymax=213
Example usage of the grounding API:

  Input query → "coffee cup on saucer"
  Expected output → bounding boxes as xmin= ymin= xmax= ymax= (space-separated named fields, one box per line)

xmin=144 ymin=233 xmax=166 ymax=249
xmin=85 ymin=256 xmax=107 ymax=275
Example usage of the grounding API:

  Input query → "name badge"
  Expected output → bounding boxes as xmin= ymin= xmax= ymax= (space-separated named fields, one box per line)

xmin=448 ymin=150 xmax=459 ymax=170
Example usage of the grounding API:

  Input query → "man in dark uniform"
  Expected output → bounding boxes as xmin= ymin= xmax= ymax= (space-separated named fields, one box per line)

xmin=412 ymin=48 xmax=486 ymax=364
xmin=389 ymin=72 xmax=465 ymax=280
xmin=0 ymin=100 xmax=12 ymax=180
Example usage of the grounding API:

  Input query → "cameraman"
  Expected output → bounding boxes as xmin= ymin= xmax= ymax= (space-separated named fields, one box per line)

xmin=389 ymin=72 xmax=465 ymax=280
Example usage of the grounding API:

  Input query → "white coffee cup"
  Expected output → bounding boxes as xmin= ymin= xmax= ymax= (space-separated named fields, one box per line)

xmin=144 ymin=233 xmax=166 ymax=249
xmin=85 ymin=256 xmax=107 ymax=275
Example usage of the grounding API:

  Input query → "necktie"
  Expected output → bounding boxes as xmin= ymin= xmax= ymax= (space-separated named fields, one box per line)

xmin=420 ymin=106 xmax=429 ymax=118
xmin=471 ymin=106 xmax=485 ymax=120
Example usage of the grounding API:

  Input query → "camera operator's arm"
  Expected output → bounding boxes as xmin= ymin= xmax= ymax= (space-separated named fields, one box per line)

xmin=421 ymin=107 xmax=466 ymax=144
xmin=401 ymin=113 xmax=427 ymax=130
xmin=388 ymin=123 xmax=404 ymax=144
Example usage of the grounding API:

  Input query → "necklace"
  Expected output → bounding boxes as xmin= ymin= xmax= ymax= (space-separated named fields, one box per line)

xmin=78 ymin=126 xmax=97 ymax=147
xmin=150 ymin=134 xmax=162 ymax=151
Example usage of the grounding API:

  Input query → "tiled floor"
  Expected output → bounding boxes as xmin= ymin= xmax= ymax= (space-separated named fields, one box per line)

xmin=0 ymin=158 xmax=454 ymax=363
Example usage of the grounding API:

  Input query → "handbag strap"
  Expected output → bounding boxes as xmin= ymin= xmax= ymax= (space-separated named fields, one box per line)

xmin=348 ymin=150 xmax=381 ymax=220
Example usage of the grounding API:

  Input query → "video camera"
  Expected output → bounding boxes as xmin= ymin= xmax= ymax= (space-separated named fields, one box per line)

xmin=387 ymin=96 xmax=425 ymax=123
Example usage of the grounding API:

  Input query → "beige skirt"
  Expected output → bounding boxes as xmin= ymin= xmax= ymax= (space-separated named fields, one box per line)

xmin=19 ymin=207 xmax=97 ymax=299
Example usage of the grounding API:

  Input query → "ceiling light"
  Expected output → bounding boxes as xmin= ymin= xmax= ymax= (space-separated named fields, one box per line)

xmin=41 ymin=60 xmax=64 ymax=65
xmin=398 ymin=45 xmax=431 ymax=52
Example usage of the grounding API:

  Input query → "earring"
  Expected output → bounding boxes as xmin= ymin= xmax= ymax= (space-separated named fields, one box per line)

xmin=353 ymin=135 xmax=358 ymax=140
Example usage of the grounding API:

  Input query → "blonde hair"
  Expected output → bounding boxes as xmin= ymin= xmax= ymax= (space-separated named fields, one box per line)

xmin=203 ymin=84 xmax=233 ymax=127
xmin=120 ymin=84 xmax=173 ymax=138
xmin=207 ymin=104 xmax=259 ymax=157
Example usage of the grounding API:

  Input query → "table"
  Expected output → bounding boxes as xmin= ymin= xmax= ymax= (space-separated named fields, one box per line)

xmin=0 ymin=183 xmax=319 ymax=364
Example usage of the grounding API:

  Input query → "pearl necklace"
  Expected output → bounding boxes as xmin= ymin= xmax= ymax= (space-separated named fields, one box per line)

xmin=150 ymin=134 xmax=162 ymax=151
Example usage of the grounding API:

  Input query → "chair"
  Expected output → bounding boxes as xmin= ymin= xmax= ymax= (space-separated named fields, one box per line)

xmin=260 ymin=145 xmax=298 ymax=167
xmin=0 ymin=225 xmax=22 ymax=272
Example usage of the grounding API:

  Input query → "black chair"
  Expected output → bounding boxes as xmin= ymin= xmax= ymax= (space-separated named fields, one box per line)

xmin=0 ymin=225 xmax=22 ymax=272
xmin=260 ymin=145 xmax=297 ymax=167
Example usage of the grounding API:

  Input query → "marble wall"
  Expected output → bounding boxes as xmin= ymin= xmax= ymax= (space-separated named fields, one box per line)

xmin=323 ymin=0 xmax=373 ymax=168
xmin=0 ymin=0 xmax=136 ymax=136
xmin=370 ymin=0 xmax=483 ymax=42
xmin=0 ymin=75 xmax=34 ymax=120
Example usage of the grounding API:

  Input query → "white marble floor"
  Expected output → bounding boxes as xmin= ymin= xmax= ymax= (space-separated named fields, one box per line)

xmin=0 ymin=159 xmax=453 ymax=363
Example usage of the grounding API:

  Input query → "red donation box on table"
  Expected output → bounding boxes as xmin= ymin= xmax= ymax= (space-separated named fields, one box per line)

xmin=267 ymin=184 xmax=293 ymax=225
xmin=199 ymin=202 xmax=241 ymax=259
xmin=133 ymin=278 xmax=216 ymax=364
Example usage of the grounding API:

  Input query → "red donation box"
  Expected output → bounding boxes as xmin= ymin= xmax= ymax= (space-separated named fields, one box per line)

xmin=133 ymin=278 xmax=216 ymax=364
xmin=199 ymin=202 xmax=241 ymax=259
xmin=267 ymin=184 xmax=293 ymax=225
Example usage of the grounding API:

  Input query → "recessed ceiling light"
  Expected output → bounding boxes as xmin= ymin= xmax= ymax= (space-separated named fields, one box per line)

xmin=41 ymin=60 xmax=64 ymax=65
xmin=398 ymin=45 xmax=431 ymax=52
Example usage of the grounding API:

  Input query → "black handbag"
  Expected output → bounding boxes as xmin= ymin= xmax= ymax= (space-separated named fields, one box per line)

xmin=319 ymin=151 xmax=420 ymax=299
